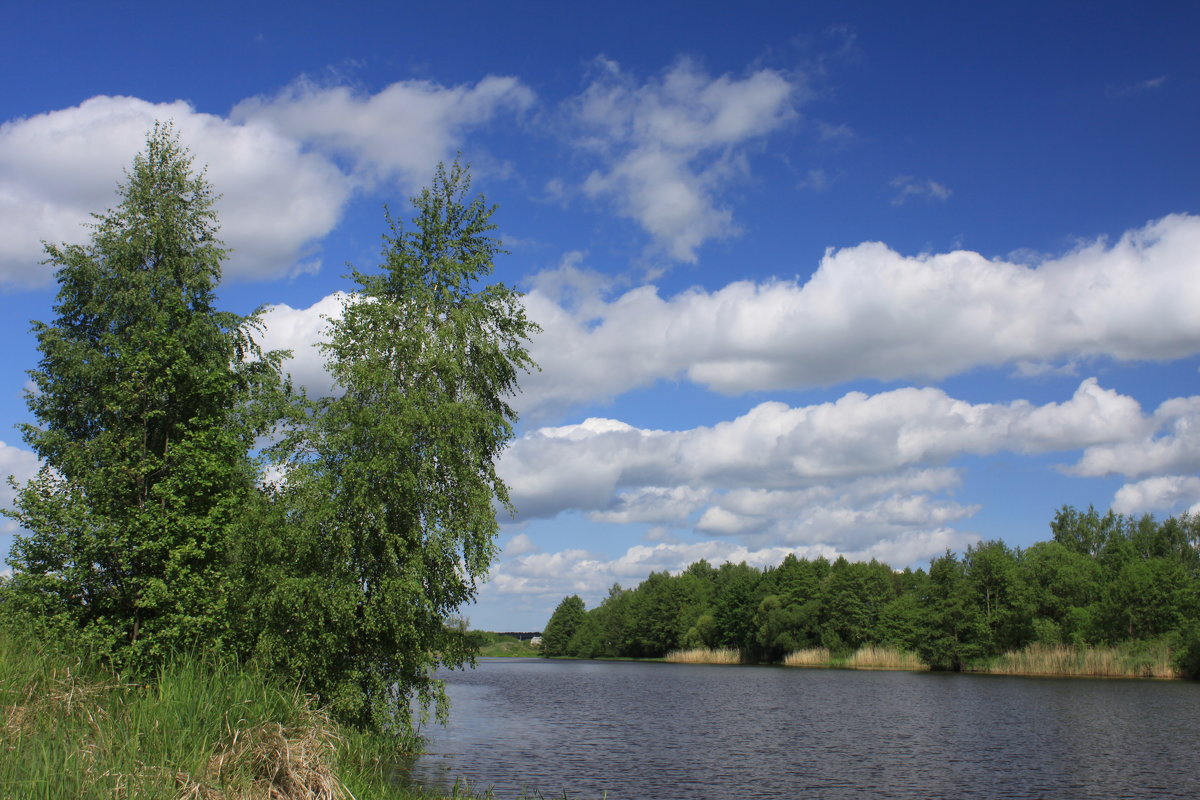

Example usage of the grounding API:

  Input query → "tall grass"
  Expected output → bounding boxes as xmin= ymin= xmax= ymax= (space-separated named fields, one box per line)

xmin=845 ymin=646 xmax=925 ymax=670
xmin=783 ymin=646 xmax=924 ymax=670
xmin=978 ymin=643 xmax=1179 ymax=679
xmin=0 ymin=634 xmax=350 ymax=799
xmin=663 ymin=647 xmax=741 ymax=664
xmin=782 ymin=647 xmax=833 ymax=667
xmin=0 ymin=630 xmax=582 ymax=800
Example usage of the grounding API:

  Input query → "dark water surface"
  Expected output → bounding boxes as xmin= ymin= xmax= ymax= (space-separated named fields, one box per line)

xmin=402 ymin=657 xmax=1200 ymax=799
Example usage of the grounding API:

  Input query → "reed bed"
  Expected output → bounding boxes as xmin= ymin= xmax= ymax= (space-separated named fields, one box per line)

xmin=845 ymin=646 xmax=926 ymax=670
xmin=782 ymin=647 xmax=834 ymax=667
xmin=979 ymin=643 xmax=1179 ymax=679
xmin=783 ymin=646 xmax=926 ymax=670
xmin=664 ymin=647 xmax=741 ymax=665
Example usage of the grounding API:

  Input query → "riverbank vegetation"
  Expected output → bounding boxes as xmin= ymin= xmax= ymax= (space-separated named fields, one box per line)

xmin=782 ymin=646 xmax=924 ymax=670
xmin=0 ymin=625 xmax=425 ymax=800
xmin=471 ymin=632 xmax=541 ymax=658
xmin=664 ymin=647 xmax=741 ymax=664
xmin=542 ymin=506 xmax=1200 ymax=679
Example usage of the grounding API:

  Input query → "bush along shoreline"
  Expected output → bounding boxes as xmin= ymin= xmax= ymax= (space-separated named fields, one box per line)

xmin=542 ymin=506 xmax=1200 ymax=680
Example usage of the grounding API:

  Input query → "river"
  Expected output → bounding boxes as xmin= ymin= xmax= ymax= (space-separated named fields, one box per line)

xmin=401 ymin=657 xmax=1200 ymax=799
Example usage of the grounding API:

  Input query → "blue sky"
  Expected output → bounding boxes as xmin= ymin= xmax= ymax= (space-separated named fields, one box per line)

xmin=1 ymin=1 xmax=1198 ymax=630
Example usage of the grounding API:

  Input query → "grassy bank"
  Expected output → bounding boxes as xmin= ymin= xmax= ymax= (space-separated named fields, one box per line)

xmin=473 ymin=633 xmax=540 ymax=658
xmin=0 ymin=634 xmax=434 ymax=800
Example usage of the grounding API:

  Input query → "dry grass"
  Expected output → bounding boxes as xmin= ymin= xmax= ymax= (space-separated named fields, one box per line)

xmin=2 ymin=657 xmax=128 ymax=737
xmin=174 ymin=706 xmax=346 ymax=800
xmin=663 ymin=648 xmax=741 ymax=664
xmin=782 ymin=647 xmax=833 ymax=667
xmin=784 ymin=646 xmax=925 ymax=670
xmin=980 ymin=643 xmax=1179 ymax=679
xmin=845 ymin=646 xmax=926 ymax=670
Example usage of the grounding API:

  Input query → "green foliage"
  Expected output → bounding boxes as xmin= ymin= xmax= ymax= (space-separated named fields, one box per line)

xmin=542 ymin=507 xmax=1200 ymax=675
xmin=1175 ymin=627 xmax=1200 ymax=680
xmin=3 ymin=124 xmax=285 ymax=673
xmin=542 ymin=595 xmax=586 ymax=657
xmin=471 ymin=632 xmax=540 ymax=658
xmin=915 ymin=551 xmax=990 ymax=670
xmin=233 ymin=160 xmax=538 ymax=733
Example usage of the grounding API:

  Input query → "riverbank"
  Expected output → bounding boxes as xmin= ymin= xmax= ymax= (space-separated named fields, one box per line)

xmin=0 ymin=634 xmax=464 ymax=800
xmin=473 ymin=632 xmax=540 ymax=658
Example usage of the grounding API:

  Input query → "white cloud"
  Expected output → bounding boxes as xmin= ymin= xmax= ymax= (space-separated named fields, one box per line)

xmin=500 ymin=380 xmax=1144 ymax=554
xmin=0 ymin=74 xmax=537 ymax=289
xmin=0 ymin=441 xmax=41 ymax=555
xmin=503 ymin=532 xmax=538 ymax=557
xmin=519 ymin=214 xmax=1200 ymax=414
xmin=257 ymin=292 xmax=350 ymax=396
xmin=570 ymin=57 xmax=797 ymax=262
xmin=1112 ymin=475 xmax=1200 ymax=515
xmin=1072 ymin=394 xmax=1200 ymax=478
xmin=231 ymin=75 xmax=535 ymax=189
xmin=488 ymin=526 xmax=979 ymax=604
xmin=0 ymin=95 xmax=351 ymax=286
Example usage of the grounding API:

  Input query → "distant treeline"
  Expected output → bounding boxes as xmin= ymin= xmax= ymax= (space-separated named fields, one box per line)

xmin=541 ymin=506 xmax=1200 ymax=674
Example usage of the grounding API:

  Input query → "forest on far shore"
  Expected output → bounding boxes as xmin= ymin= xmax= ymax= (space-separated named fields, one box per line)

xmin=540 ymin=506 xmax=1200 ymax=674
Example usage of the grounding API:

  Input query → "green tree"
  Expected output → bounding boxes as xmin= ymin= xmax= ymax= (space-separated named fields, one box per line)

xmin=542 ymin=595 xmax=587 ymax=657
xmin=964 ymin=540 xmax=1031 ymax=652
xmin=1019 ymin=540 xmax=1102 ymax=644
xmin=624 ymin=571 xmax=690 ymax=657
xmin=916 ymin=551 xmax=990 ymax=670
xmin=1051 ymin=504 xmax=1125 ymax=559
xmin=236 ymin=160 xmax=538 ymax=733
xmin=4 ymin=124 xmax=284 ymax=670
xmin=707 ymin=562 xmax=761 ymax=656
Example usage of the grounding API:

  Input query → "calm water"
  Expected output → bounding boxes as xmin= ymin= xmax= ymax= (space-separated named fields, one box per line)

xmin=402 ymin=658 xmax=1200 ymax=800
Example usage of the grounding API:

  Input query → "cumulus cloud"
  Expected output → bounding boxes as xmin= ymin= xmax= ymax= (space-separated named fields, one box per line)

xmin=232 ymin=75 xmax=535 ymax=188
xmin=1112 ymin=475 xmax=1200 ymax=515
xmin=257 ymin=292 xmax=350 ymax=396
xmin=570 ymin=57 xmax=797 ymax=262
xmin=519 ymin=214 xmax=1200 ymax=414
xmin=503 ymin=532 xmax=538 ymax=557
xmin=1072 ymin=394 xmax=1200 ymax=478
xmin=0 ymin=75 xmax=536 ymax=289
xmin=487 ymin=526 xmax=978 ymax=603
xmin=0 ymin=95 xmax=351 ymax=286
xmin=501 ymin=379 xmax=1146 ymax=528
